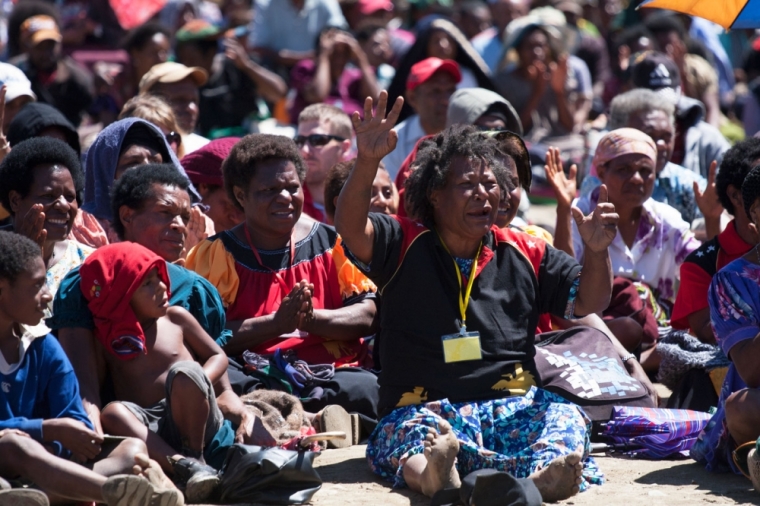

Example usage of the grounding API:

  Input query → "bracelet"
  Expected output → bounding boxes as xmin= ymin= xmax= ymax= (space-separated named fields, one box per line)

xmin=621 ymin=353 xmax=637 ymax=363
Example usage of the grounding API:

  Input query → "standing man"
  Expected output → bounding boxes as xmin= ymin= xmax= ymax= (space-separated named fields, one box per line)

xmin=295 ymin=103 xmax=353 ymax=222
xmin=10 ymin=15 xmax=93 ymax=126
xmin=381 ymin=57 xmax=460 ymax=179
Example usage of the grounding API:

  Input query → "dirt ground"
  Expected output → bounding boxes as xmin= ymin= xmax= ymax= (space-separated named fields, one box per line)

xmin=311 ymin=445 xmax=760 ymax=506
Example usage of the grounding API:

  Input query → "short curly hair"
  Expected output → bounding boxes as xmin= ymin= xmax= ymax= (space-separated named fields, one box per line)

xmin=717 ymin=138 xmax=760 ymax=215
xmin=742 ymin=165 xmax=760 ymax=220
xmin=110 ymin=163 xmax=190 ymax=240
xmin=405 ymin=124 xmax=514 ymax=223
xmin=223 ymin=134 xmax=307 ymax=211
xmin=0 ymin=137 xmax=83 ymax=216
xmin=0 ymin=231 xmax=43 ymax=283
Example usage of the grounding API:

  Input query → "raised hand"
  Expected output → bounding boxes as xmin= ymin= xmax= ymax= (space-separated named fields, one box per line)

xmin=224 ymin=37 xmax=250 ymax=70
xmin=15 ymin=203 xmax=47 ymax=249
xmin=544 ymin=147 xmax=577 ymax=210
xmin=550 ymin=55 xmax=569 ymax=93
xmin=352 ymin=90 xmax=404 ymax=161
xmin=571 ymin=184 xmax=619 ymax=253
xmin=694 ymin=160 xmax=723 ymax=220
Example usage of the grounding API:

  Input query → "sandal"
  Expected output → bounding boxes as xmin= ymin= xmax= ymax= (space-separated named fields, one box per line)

xmin=748 ymin=439 xmax=760 ymax=492
xmin=316 ymin=405 xmax=361 ymax=449
xmin=0 ymin=488 xmax=49 ymax=506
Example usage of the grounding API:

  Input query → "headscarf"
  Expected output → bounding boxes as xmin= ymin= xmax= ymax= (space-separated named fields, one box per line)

xmin=590 ymin=128 xmax=657 ymax=177
xmin=82 ymin=118 xmax=200 ymax=221
xmin=181 ymin=137 xmax=240 ymax=187
xmin=79 ymin=242 xmax=170 ymax=360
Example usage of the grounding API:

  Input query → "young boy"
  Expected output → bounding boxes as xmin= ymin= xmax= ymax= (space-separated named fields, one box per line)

xmin=0 ymin=231 xmax=181 ymax=506
xmin=80 ymin=242 xmax=230 ymax=503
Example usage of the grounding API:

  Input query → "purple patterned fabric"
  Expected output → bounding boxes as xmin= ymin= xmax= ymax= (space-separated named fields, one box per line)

xmin=603 ymin=406 xmax=712 ymax=459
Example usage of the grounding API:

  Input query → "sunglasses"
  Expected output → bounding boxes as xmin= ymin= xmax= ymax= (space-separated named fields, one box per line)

xmin=165 ymin=131 xmax=182 ymax=147
xmin=294 ymin=134 xmax=346 ymax=148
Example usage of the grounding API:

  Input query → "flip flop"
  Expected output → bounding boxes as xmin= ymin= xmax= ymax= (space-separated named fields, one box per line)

xmin=317 ymin=405 xmax=361 ymax=449
xmin=0 ymin=488 xmax=50 ymax=506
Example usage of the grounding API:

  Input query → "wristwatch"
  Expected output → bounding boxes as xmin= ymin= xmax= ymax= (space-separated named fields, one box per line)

xmin=621 ymin=353 xmax=637 ymax=363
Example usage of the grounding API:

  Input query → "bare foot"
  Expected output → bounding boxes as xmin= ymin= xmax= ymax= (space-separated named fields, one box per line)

xmin=132 ymin=453 xmax=178 ymax=491
xmin=419 ymin=420 xmax=461 ymax=497
xmin=529 ymin=451 xmax=583 ymax=503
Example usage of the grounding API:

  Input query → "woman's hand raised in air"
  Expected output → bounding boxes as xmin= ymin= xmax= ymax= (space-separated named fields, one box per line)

xmin=353 ymin=90 xmax=404 ymax=162
xmin=571 ymin=184 xmax=619 ymax=254
xmin=544 ymin=146 xmax=577 ymax=211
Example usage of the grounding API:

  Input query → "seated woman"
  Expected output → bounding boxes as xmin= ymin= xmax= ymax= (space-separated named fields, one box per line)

xmin=691 ymin=165 xmax=760 ymax=475
xmin=119 ymin=94 xmax=185 ymax=159
xmin=186 ymin=135 xmax=381 ymax=423
xmin=49 ymin=164 xmax=266 ymax=447
xmin=290 ymin=27 xmax=380 ymax=125
xmin=323 ymin=159 xmax=399 ymax=225
xmin=386 ymin=18 xmax=495 ymax=125
xmin=566 ymin=129 xmax=700 ymax=370
xmin=494 ymin=21 xmax=591 ymax=144
xmin=73 ymin=117 xmax=210 ymax=251
xmin=181 ymin=137 xmax=245 ymax=233
xmin=0 ymin=137 xmax=92 ymax=335
xmin=336 ymin=93 xmax=617 ymax=501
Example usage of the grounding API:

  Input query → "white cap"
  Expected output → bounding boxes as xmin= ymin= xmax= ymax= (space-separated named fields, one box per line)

xmin=0 ymin=63 xmax=36 ymax=103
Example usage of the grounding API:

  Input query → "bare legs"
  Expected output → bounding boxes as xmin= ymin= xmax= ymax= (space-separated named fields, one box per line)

xmin=400 ymin=417 xmax=584 ymax=503
xmin=725 ymin=388 xmax=760 ymax=445
xmin=403 ymin=419 xmax=461 ymax=497
xmin=0 ymin=433 xmax=177 ymax=504
xmin=101 ymin=372 xmax=212 ymax=474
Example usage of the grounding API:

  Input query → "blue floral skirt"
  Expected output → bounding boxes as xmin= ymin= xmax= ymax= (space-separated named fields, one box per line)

xmin=366 ymin=386 xmax=604 ymax=490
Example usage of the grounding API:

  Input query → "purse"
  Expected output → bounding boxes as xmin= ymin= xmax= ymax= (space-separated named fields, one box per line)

xmin=534 ymin=326 xmax=655 ymax=422
xmin=214 ymin=444 xmax=323 ymax=505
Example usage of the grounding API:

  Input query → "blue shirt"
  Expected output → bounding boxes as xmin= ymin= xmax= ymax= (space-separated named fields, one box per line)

xmin=248 ymin=0 xmax=347 ymax=53
xmin=48 ymin=262 xmax=232 ymax=347
xmin=0 ymin=332 xmax=93 ymax=457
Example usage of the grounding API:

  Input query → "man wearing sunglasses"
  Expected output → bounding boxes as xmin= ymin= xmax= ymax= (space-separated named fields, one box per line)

xmin=295 ymin=103 xmax=353 ymax=222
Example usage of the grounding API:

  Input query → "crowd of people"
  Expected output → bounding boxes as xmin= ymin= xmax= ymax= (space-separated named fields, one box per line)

xmin=1 ymin=0 xmax=760 ymax=505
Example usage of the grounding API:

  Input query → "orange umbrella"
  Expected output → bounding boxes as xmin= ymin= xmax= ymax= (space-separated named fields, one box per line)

xmin=640 ymin=0 xmax=760 ymax=30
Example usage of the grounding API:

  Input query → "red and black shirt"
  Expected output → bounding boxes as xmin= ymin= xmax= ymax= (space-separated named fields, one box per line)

xmin=351 ymin=214 xmax=582 ymax=414
xmin=671 ymin=220 xmax=752 ymax=330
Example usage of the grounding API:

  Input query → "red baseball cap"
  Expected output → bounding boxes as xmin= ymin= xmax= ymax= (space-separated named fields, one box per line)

xmin=358 ymin=0 xmax=394 ymax=15
xmin=406 ymin=57 xmax=461 ymax=91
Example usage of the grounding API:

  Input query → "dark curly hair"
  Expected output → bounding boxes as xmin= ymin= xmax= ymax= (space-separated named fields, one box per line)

xmin=0 ymin=231 xmax=43 ymax=283
xmin=742 ymin=165 xmax=760 ymax=220
xmin=324 ymin=159 xmax=355 ymax=221
xmin=121 ymin=21 xmax=171 ymax=53
xmin=405 ymin=124 xmax=514 ymax=223
xmin=0 ymin=137 xmax=83 ymax=216
xmin=717 ymin=138 xmax=760 ymax=215
xmin=223 ymin=134 xmax=307 ymax=211
xmin=110 ymin=163 xmax=190 ymax=240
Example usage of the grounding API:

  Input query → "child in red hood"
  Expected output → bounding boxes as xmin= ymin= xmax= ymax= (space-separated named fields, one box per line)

xmin=80 ymin=242 xmax=229 ymax=503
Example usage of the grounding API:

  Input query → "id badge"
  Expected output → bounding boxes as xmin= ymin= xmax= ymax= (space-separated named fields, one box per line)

xmin=442 ymin=330 xmax=482 ymax=363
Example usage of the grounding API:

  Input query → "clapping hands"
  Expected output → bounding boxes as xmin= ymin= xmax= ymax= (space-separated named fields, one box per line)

xmin=274 ymin=280 xmax=315 ymax=335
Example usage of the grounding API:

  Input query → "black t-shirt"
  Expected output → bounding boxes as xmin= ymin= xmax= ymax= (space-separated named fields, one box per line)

xmin=353 ymin=214 xmax=582 ymax=414
xmin=199 ymin=59 xmax=260 ymax=137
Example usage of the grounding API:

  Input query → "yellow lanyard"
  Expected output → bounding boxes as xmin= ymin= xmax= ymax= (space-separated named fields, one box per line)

xmin=437 ymin=231 xmax=483 ymax=331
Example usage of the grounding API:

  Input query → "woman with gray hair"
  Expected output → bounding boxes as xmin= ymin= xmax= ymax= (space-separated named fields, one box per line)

xmin=580 ymin=88 xmax=722 ymax=238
